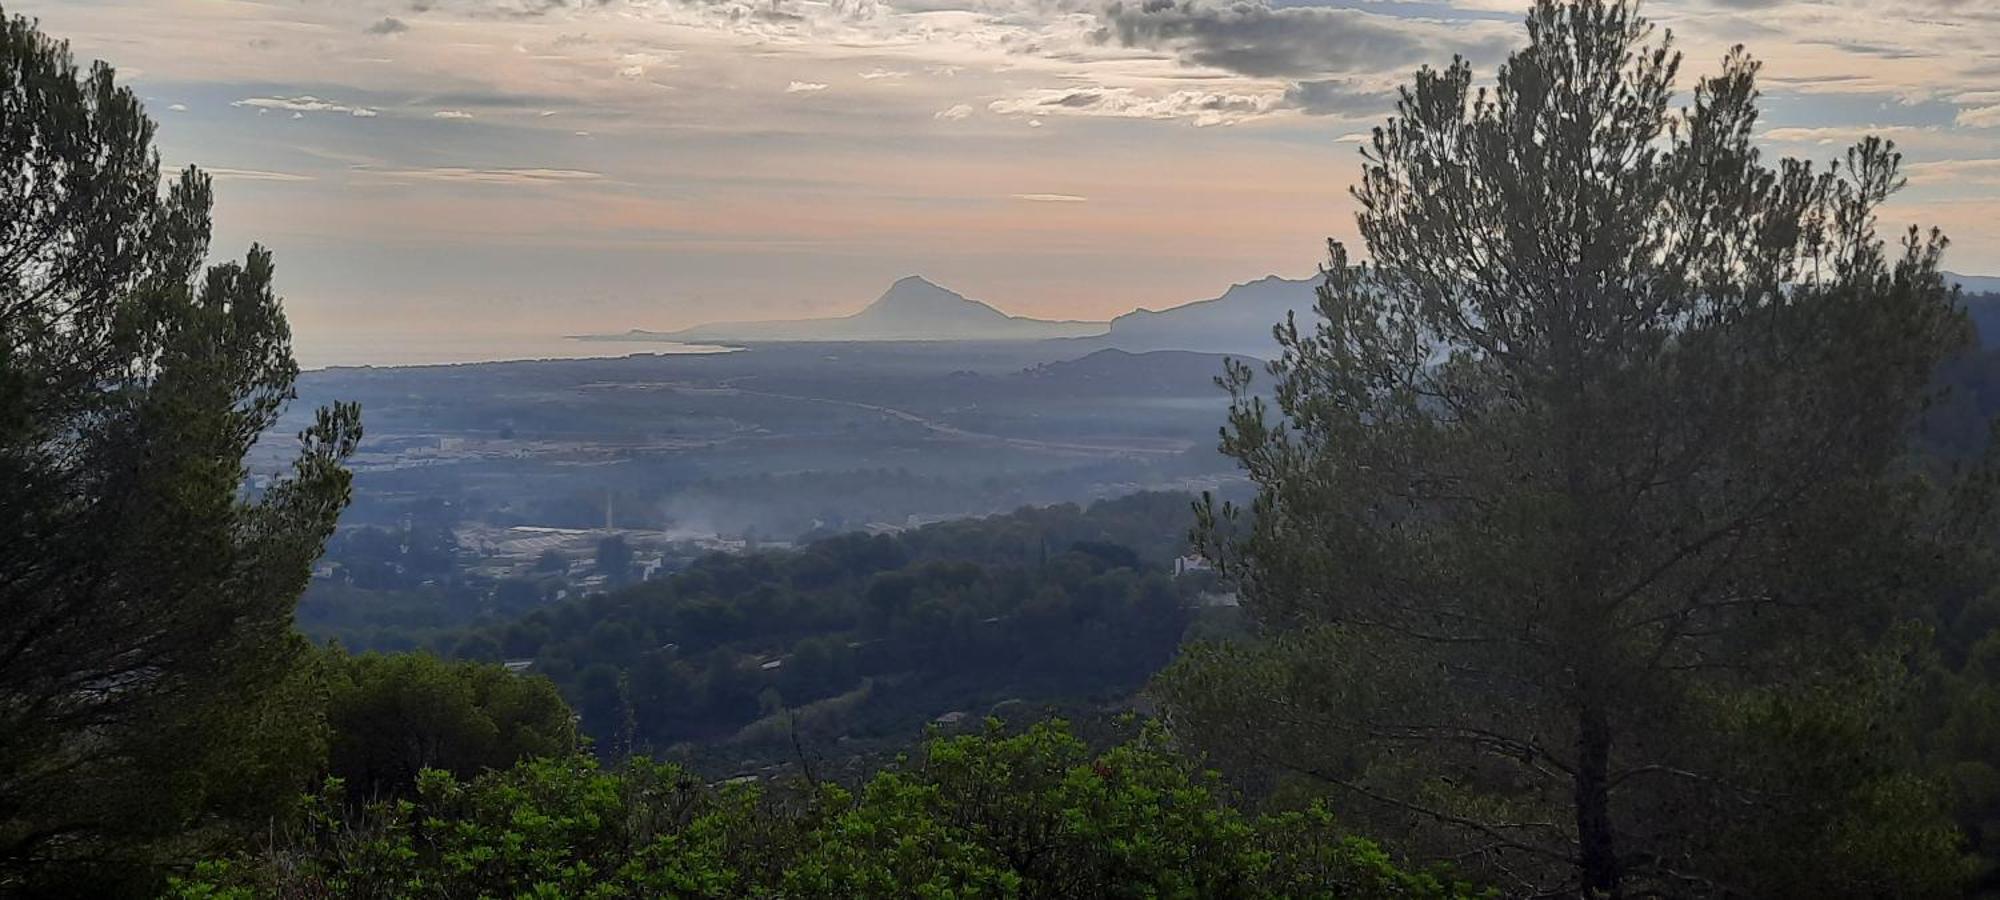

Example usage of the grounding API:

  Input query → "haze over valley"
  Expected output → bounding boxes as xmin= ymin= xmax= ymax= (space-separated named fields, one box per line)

xmin=18 ymin=1 xmax=2000 ymax=895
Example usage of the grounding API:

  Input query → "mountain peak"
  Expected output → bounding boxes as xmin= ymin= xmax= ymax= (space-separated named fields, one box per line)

xmin=634 ymin=275 xmax=1107 ymax=342
xmin=859 ymin=276 xmax=998 ymax=321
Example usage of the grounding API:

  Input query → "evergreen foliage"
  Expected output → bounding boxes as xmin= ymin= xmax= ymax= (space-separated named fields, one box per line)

xmin=0 ymin=7 xmax=359 ymax=892
xmin=1161 ymin=1 xmax=1983 ymax=895
xmin=170 ymin=720 xmax=1476 ymax=899
xmin=10 ymin=3 xmax=2000 ymax=897
xmin=321 ymin=648 xmax=580 ymax=801
xmin=481 ymin=494 xmax=1203 ymax=752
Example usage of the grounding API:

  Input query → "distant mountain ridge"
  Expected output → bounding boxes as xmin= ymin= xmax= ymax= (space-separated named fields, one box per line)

xmin=1101 ymin=272 xmax=2000 ymax=357
xmin=1948 ymin=273 xmax=2000 ymax=347
xmin=599 ymin=277 xmax=1106 ymax=343
xmin=590 ymin=270 xmax=2000 ymax=353
xmin=1084 ymin=274 xmax=1318 ymax=358
xmin=1950 ymin=272 xmax=2000 ymax=298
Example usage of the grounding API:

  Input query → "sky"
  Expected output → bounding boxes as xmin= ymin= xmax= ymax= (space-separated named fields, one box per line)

xmin=14 ymin=0 xmax=2000 ymax=349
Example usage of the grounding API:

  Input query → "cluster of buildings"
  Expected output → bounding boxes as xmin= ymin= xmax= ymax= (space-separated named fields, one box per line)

xmin=453 ymin=522 xmax=783 ymax=586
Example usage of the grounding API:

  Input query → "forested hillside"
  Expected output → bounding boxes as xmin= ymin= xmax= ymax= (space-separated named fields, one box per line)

xmin=456 ymin=493 xmax=1215 ymax=762
xmin=14 ymin=2 xmax=2000 ymax=898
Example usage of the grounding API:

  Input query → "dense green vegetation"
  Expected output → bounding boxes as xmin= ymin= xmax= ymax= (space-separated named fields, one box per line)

xmin=295 ymin=517 xmax=509 ymax=653
xmin=0 ymin=9 xmax=361 ymax=890
xmin=1162 ymin=2 xmax=1997 ymax=895
xmin=1909 ymin=514 xmax=2000 ymax=894
xmin=319 ymin=648 xmax=579 ymax=802
xmin=169 ymin=720 xmax=1474 ymax=899
xmin=467 ymin=492 xmax=1210 ymax=754
xmin=16 ymin=2 xmax=2000 ymax=898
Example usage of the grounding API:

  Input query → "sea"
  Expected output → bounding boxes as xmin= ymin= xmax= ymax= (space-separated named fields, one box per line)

xmin=293 ymin=333 xmax=737 ymax=370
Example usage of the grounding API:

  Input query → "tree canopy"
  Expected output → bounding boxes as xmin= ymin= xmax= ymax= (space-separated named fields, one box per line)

xmin=14 ymin=2 xmax=2000 ymax=897
xmin=322 ymin=648 xmax=578 ymax=801
xmin=1163 ymin=1 xmax=1980 ymax=896
xmin=478 ymin=495 xmax=1200 ymax=754
xmin=170 ymin=719 xmax=1479 ymax=899
xmin=0 ymin=8 xmax=360 ymax=892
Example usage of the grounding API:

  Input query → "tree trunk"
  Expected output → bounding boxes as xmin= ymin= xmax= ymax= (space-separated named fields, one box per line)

xmin=1575 ymin=703 xmax=1619 ymax=898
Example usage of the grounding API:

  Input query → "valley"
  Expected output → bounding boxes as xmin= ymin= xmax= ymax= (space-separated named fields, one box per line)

xmin=274 ymin=338 xmax=1252 ymax=652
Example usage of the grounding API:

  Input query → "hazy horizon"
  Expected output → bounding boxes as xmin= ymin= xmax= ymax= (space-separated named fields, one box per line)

xmin=17 ymin=5 xmax=2000 ymax=893
xmin=16 ymin=0 xmax=2000 ymax=365
xmin=290 ymin=333 xmax=737 ymax=370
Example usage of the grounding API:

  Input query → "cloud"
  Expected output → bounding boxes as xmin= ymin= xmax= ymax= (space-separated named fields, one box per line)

xmin=1761 ymin=124 xmax=1936 ymax=145
xmin=13 ymin=0 xmax=1998 ymax=321
xmin=1094 ymin=0 xmax=1503 ymax=80
xmin=1282 ymin=78 xmax=1396 ymax=117
xmin=860 ymin=68 xmax=907 ymax=80
xmin=1907 ymin=158 xmax=2000 ymax=186
xmin=831 ymin=0 xmax=882 ymax=19
xmin=1959 ymin=106 xmax=2000 ymax=129
xmin=365 ymin=16 xmax=410 ymax=35
xmin=1010 ymin=193 xmax=1087 ymax=202
xmin=199 ymin=166 xmax=317 ymax=183
xmin=1800 ymin=38 xmax=1928 ymax=60
xmin=786 ymin=81 xmax=829 ymax=93
xmin=233 ymin=95 xmax=379 ymax=117
xmin=168 ymin=103 xmax=188 ymax=112
xmin=366 ymin=167 xmax=605 ymax=185
xmin=433 ymin=109 xmax=475 ymax=119
xmin=989 ymin=86 xmax=1279 ymax=126
xmin=615 ymin=51 xmax=674 ymax=81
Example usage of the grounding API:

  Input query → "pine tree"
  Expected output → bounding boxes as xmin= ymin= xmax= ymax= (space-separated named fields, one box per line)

xmin=1161 ymin=1 xmax=1977 ymax=895
xmin=0 ymin=9 xmax=360 ymax=892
